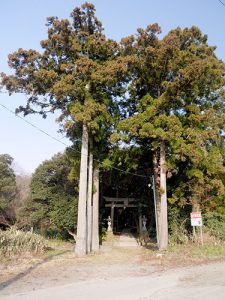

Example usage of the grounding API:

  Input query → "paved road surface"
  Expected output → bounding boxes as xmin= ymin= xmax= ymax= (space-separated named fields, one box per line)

xmin=1 ymin=261 xmax=225 ymax=300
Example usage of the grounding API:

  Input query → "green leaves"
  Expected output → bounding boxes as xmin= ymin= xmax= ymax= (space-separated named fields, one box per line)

xmin=0 ymin=154 xmax=16 ymax=206
xmin=21 ymin=153 xmax=78 ymax=235
xmin=2 ymin=3 xmax=225 ymax=215
xmin=2 ymin=3 xmax=120 ymax=148
xmin=116 ymin=24 xmax=225 ymax=208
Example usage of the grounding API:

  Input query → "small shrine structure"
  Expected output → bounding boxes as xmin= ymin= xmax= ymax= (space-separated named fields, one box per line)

xmin=104 ymin=197 xmax=141 ymax=233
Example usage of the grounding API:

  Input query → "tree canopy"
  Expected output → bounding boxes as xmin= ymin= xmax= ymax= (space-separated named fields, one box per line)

xmin=18 ymin=153 xmax=78 ymax=238
xmin=1 ymin=3 xmax=124 ymax=144
xmin=2 ymin=3 xmax=225 ymax=250
xmin=0 ymin=154 xmax=17 ymax=226
xmin=118 ymin=25 xmax=225 ymax=208
xmin=0 ymin=154 xmax=16 ymax=209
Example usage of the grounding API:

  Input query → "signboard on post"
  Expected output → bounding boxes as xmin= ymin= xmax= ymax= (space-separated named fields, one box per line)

xmin=191 ymin=211 xmax=203 ymax=245
xmin=190 ymin=212 xmax=202 ymax=226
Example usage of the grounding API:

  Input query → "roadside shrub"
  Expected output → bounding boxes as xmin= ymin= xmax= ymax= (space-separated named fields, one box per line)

xmin=168 ymin=206 xmax=191 ymax=245
xmin=0 ymin=227 xmax=50 ymax=256
xmin=203 ymin=212 xmax=225 ymax=241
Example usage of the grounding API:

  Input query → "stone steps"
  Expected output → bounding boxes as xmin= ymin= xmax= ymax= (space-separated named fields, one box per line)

xmin=117 ymin=230 xmax=139 ymax=247
xmin=100 ymin=229 xmax=140 ymax=251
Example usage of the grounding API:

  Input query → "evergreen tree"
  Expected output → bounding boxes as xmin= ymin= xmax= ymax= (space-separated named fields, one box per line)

xmin=19 ymin=153 xmax=78 ymax=237
xmin=117 ymin=25 xmax=225 ymax=249
xmin=2 ymin=3 xmax=123 ymax=255
xmin=0 ymin=154 xmax=17 ymax=225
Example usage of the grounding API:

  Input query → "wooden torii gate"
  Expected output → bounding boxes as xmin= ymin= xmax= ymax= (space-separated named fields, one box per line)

xmin=104 ymin=197 xmax=139 ymax=232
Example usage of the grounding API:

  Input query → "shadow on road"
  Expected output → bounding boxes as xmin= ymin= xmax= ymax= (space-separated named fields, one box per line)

xmin=0 ymin=250 xmax=70 ymax=291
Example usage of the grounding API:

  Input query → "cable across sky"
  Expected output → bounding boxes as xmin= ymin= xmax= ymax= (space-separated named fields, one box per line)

xmin=1 ymin=0 xmax=224 ymax=174
xmin=0 ymin=101 xmax=148 ymax=178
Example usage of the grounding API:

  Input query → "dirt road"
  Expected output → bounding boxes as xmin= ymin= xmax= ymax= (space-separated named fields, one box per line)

xmin=1 ymin=260 xmax=225 ymax=299
xmin=1 ymin=233 xmax=225 ymax=300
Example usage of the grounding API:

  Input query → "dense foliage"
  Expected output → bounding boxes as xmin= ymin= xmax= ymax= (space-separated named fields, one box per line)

xmin=0 ymin=154 xmax=16 ymax=207
xmin=117 ymin=25 xmax=225 ymax=207
xmin=19 ymin=153 xmax=78 ymax=238
xmin=0 ymin=154 xmax=17 ymax=225
xmin=2 ymin=3 xmax=225 ymax=247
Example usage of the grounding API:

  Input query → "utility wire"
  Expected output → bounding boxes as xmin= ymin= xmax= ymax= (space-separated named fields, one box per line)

xmin=218 ymin=0 xmax=225 ymax=6
xmin=0 ymin=101 xmax=148 ymax=178
xmin=0 ymin=102 xmax=68 ymax=147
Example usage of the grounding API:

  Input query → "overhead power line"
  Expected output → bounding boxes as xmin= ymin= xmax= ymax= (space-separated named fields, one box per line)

xmin=0 ymin=102 xmax=68 ymax=146
xmin=0 ymin=101 xmax=148 ymax=178
xmin=218 ymin=0 xmax=225 ymax=6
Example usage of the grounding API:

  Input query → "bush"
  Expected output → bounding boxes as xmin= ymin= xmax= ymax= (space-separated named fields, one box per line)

xmin=168 ymin=206 xmax=191 ymax=245
xmin=0 ymin=227 xmax=50 ymax=256
xmin=203 ymin=212 xmax=225 ymax=241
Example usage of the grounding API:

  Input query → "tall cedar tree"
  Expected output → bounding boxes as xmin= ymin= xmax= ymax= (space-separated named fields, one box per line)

xmin=1 ymin=3 xmax=125 ymax=255
xmin=118 ymin=25 xmax=225 ymax=250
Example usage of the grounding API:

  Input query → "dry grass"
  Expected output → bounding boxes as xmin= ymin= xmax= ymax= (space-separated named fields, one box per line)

xmin=0 ymin=227 xmax=50 ymax=257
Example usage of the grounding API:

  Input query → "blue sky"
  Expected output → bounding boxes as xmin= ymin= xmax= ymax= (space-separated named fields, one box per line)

xmin=0 ymin=0 xmax=225 ymax=174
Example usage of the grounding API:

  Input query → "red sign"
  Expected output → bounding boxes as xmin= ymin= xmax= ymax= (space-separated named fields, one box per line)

xmin=191 ymin=212 xmax=201 ymax=219
xmin=190 ymin=212 xmax=202 ymax=226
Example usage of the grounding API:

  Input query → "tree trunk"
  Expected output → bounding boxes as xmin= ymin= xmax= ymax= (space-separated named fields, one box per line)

xmin=87 ymin=138 xmax=93 ymax=253
xmin=153 ymin=151 xmax=160 ymax=246
xmin=75 ymin=124 xmax=88 ymax=256
xmin=159 ymin=140 xmax=168 ymax=250
xmin=92 ymin=167 xmax=99 ymax=251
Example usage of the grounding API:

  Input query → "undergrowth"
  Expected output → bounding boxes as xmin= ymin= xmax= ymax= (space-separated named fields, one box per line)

xmin=0 ymin=227 xmax=50 ymax=256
